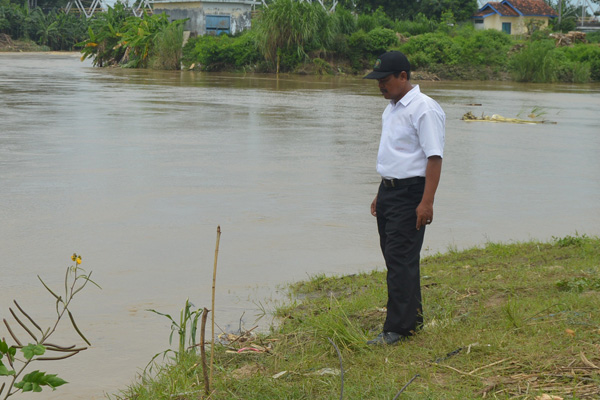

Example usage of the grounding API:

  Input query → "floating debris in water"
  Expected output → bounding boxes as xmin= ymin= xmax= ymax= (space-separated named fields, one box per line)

xmin=462 ymin=111 xmax=557 ymax=124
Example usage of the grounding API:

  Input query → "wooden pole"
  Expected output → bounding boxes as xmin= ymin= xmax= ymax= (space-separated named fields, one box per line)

xmin=200 ymin=307 xmax=210 ymax=395
xmin=209 ymin=226 xmax=221 ymax=388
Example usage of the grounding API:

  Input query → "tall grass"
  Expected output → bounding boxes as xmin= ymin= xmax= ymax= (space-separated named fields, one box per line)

xmin=148 ymin=22 xmax=184 ymax=70
xmin=254 ymin=0 xmax=331 ymax=72
xmin=509 ymin=39 xmax=558 ymax=82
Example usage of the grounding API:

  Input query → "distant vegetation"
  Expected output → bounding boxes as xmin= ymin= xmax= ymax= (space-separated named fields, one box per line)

xmin=1 ymin=0 xmax=599 ymax=81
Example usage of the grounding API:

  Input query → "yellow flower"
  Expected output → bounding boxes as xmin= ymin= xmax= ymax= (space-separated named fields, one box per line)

xmin=72 ymin=253 xmax=77 ymax=262
xmin=76 ymin=256 xmax=82 ymax=265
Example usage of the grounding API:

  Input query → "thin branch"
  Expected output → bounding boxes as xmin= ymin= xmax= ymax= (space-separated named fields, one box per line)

xmin=3 ymin=319 xmax=23 ymax=347
xmin=327 ymin=337 xmax=344 ymax=400
xmin=37 ymin=351 xmax=81 ymax=361
xmin=523 ymin=303 xmax=563 ymax=322
xmin=227 ymin=326 xmax=259 ymax=346
xmin=435 ymin=363 xmax=471 ymax=376
xmin=9 ymin=308 xmax=38 ymax=342
xmin=469 ymin=358 xmax=511 ymax=375
xmin=44 ymin=345 xmax=87 ymax=353
xmin=13 ymin=301 xmax=43 ymax=334
xmin=392 ymin=374 xmax=420 ymax=400
xmin=43 ymin=343 xmax=76 ymax=350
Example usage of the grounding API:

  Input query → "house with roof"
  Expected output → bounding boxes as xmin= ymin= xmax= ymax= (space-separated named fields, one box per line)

xmin=153 ymin=0 xmax=258 ymax=36
xmin=472 ymin=0 xmax=558 ymax=35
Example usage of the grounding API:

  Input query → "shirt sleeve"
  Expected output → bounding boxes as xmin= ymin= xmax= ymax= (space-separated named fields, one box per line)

xmin=416 ymin=107 xmax=445 ymax=158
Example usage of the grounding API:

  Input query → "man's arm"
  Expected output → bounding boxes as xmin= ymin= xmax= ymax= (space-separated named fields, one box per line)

xmin=416 ymin=155 xmax=442 ymax=230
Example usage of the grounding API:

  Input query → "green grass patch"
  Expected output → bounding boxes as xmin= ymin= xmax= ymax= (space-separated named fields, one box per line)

xmin=113 ymin=235 xmax=600 ymax=399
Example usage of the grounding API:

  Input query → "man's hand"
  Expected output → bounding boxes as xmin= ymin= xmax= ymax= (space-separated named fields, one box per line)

xmin=416 ymin=201 xmax=433 ymax=230
xmin=371 ymin=195 xmax=377 ymax=217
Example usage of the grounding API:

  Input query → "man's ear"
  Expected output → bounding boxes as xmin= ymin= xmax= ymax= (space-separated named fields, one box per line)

xmin=399 ymin=71 xmax=409 ymax=81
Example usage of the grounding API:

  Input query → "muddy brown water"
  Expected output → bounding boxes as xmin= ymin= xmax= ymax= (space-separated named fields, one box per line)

xmin=1 ymin=52 xmax=599 ymax=399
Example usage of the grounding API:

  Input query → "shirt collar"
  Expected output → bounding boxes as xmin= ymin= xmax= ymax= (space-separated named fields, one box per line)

xmin=390 ymin=84 xmax=420 ymax=107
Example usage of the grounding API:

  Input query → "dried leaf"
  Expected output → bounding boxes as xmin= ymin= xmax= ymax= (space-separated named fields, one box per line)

xmin=565 ymin=329 xmax=575 ymax=337
xmin=535 ymin=395 xmax=563 ymax=400
xmin=272 ymin=371 xmax=287 ymax=379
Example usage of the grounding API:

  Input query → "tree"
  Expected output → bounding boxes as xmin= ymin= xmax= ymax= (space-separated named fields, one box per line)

xmin=355 ymin=0 xmax=478 ymax=22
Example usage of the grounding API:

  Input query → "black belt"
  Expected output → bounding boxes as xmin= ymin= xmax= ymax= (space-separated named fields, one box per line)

xmin=381 ymin=176 xmax=425 ymax=188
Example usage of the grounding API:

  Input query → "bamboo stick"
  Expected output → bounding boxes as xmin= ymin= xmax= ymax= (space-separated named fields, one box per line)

xmin=209 ymin=226 xmax=221 ymax=388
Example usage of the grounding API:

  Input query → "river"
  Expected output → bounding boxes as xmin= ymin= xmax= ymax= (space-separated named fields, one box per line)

xmin=1 ymin=52 xmax=599 ymax=399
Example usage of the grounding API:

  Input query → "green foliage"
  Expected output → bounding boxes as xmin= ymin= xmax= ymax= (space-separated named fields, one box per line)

xmin=355 ymin=0 xmax=477 ymax=21
xmin=509 ymin=39 xmax=559 ymax=82
xmin=254 ymin=0 xmax=331 ymax=71
xmin=21 ymin=345 xmax=45 ymax=361
xmin=78 ymin=4 xmax=184 ymax=70
xmin=148 ymin=21 xmax=184 ymax=70
xmin=330 ymin=6 xmax=356 ymax=36
xmin=78 ymin=1 xmax=130 ymax=67
xmin=399 ymin=31 xmax=461 ymax=67
xmin=556 ymin=276 xmax=600 ymax=292
xmin=118 ymin=12 xmax=181 ymax=68
xmin=147 ymin=299 xmax=204 ymax=365
xmin=0 ymin=253 xmax=99 ymax=399
xmin=552 ymin=233 xmax=590 ymax=247
xmin=356 ymin=6 xmax=394 ymax=32
xmin=394 ymin=13 xmax=437 ymax=36
xmin=0 ymin=4 xmax=87 ymax=50
xmin=556 ymin=44 xmax=600 ymax=81
xmin=347 ymin=30 xmax=371 ymax=69
xmin=587 ymin=31 xmax=600 ymax=43
xmin=452 ymin=26 xmax=512 ymax=66
xmin=13 ymin=371 xmax=67 ymax=393
xmin=184 ymin=31 xmax=261 ymax=71
xmin=365 ymin=27 xmax=397 ymax=54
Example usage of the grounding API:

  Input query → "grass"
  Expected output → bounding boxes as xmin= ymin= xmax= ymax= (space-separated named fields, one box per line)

xmin=112 ymin=234 xmax=600 ymax=399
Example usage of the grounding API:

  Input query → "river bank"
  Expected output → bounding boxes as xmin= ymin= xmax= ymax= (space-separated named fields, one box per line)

xmin=2 ymin=53 xmax=599 ymax=399
xmin=114 ymin=235 xmax=600 ymax=400
xmin=0 ymin=36 xmax=50 ymax=52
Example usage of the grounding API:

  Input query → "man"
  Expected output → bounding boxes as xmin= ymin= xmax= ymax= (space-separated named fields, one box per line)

xmin=364 ymin=51 xmax=445 ymax=345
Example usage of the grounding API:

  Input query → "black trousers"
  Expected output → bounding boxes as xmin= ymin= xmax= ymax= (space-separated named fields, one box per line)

xmin=376 ymin=178 xmax=426 ymax=336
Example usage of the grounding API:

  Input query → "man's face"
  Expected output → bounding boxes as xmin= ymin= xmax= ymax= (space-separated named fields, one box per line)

xmin=377 ymin=72 xmax=406 ymax=102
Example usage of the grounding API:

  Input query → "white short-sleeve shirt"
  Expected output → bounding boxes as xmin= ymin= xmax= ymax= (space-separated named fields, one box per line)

xmin=376 ymin=85 xmax=445 ymax=179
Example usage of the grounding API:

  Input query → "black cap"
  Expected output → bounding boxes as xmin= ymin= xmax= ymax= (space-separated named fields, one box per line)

xmin=363 ymin=51 xmax=411 ymax=79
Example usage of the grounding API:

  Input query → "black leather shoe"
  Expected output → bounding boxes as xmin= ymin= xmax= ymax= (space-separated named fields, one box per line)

xmin=366 ymin=331 xmax=406 ymax=345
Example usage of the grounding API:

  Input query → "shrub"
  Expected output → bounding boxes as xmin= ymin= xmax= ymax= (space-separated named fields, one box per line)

xmin=587 ymin=31 xmax=600 ymax=43
xmin=148 ymin=21 xmax=184 ymax=70
xmin=556 ymin=43 xmax=600 ymax=81
xmin=348 ymin=29 xmax=371 ymax=69
xmin=189 ymin=35 xmax=235 ymax=70
xmin=229 ymin=30 xmax=261 ymax=69
xmin=454 ymin=26 xmax=512 ymax=67
xmin=331 ymin=6 xmax=356 ymax=36
xmin=399 ymin=32 xmax=461 ymax=65
xmin=366 ymin=27 xmax=398 ymax=55
xmin=394 ymin=13 xmax=437 ymax=36
xmin=356 ymin=7 xmax=395 ymax=32
xmin=508 ymin=39 xmax=558 ymax=82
